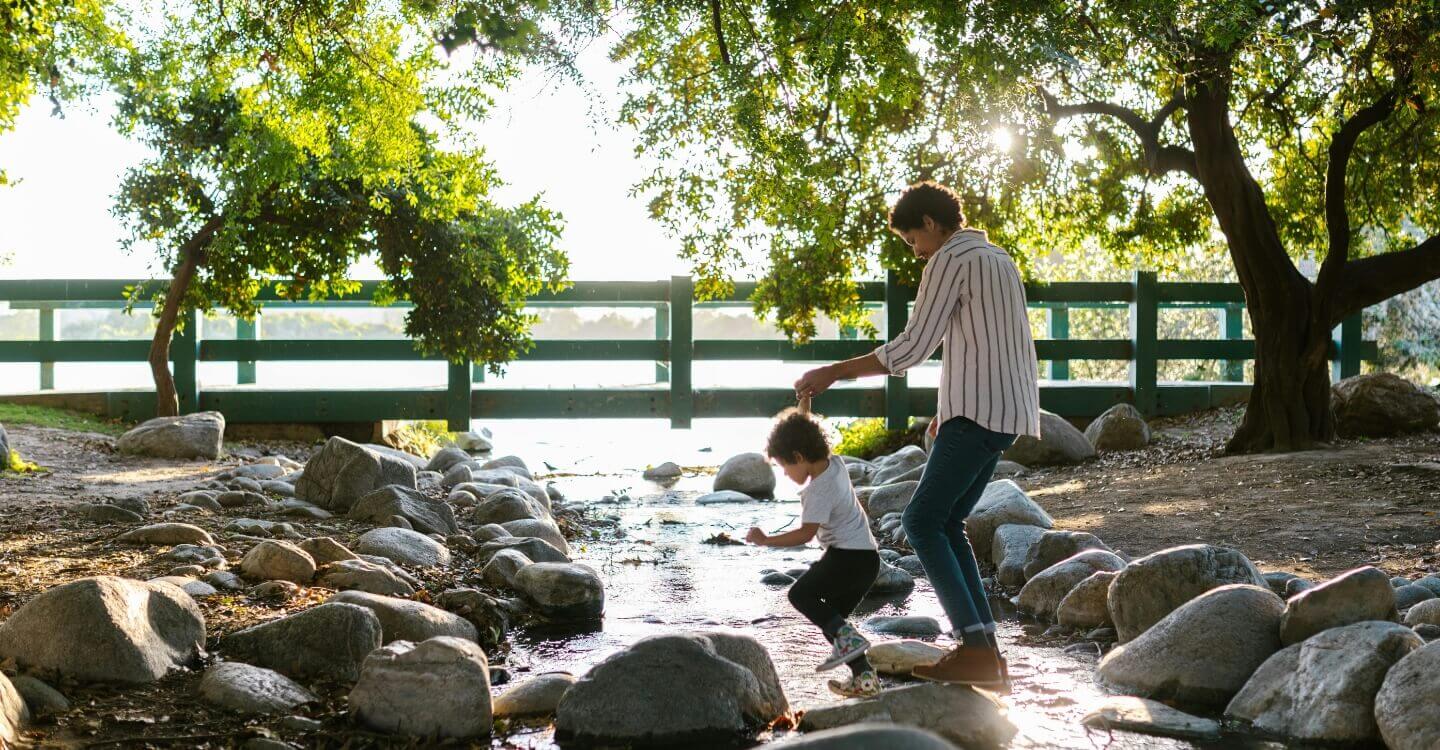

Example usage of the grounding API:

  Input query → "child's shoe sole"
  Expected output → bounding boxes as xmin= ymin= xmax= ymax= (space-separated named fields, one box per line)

xmin=816 ymin=646 xmax=868 ymax=672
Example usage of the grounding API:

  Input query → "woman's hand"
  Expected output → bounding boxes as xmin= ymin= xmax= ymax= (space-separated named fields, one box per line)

xmin=928 ymin=417 xmax=940 ymax=438
xmin=745 ymin=527 xmax=768 ymax=546
xmin=794 ymin=365 xmax=837 ymax=399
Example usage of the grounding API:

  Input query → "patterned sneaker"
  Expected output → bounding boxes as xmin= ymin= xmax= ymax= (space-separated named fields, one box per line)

xmin=817 ymin=623 xmax=871 ymax=672
xmin=827 ymin=670 xmax=881 ymax=698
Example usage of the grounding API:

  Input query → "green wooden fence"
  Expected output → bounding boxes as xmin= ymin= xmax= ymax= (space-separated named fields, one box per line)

xmin=0 ymin=273 xmax=1374 ymax=430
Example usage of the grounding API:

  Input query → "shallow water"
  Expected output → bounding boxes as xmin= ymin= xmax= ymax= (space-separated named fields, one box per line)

xmin=496 ymin=470 xmax=1276 ymax=749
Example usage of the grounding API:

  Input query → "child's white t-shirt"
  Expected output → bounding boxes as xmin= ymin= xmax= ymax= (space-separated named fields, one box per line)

xmin=799 ymin=456 xmax=878 ymax=551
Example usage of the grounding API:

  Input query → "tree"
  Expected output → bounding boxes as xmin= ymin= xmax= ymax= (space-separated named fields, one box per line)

xmin=109 ymin=1 xmax=567 ymax=416
xmin=605 ymin=0 xmax=1440 ymax=452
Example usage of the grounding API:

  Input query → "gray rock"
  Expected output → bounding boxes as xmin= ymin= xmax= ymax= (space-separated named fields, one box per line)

xmin=1083 ymin=403 xmax=1152 ymax=452
xmin=480 ymin=454 xmax=531 ymax=478
xmin=1098 ymin=584 xmax=1284 ymax=709
xmin=866 ymin=640 xmax=945 ymax=675
xmin=297 ymin=537 xmax=356 ymax=566
xmin=77 ymin=502 xmax=146 ymax=523
xmin=798 ymin=682 xmax=1016 ymax=747
xmin=327 ymin=590 xmax=478 ymax=644
xmin=469 ymin=488 xmax=548 ymax=526
xmin=493 ymin=672 xmax=575 ymax=717
xmin=0 ymin=672 xmax=27 ymax=746
xmin=204 ymin=570 xmax=245 ymax=591
xmin=555 ymin=632 xmax=782 ymax=745
xmin=760 ymin=572 xmax=794 ymax=585
xmin=1285 ymin=577 xmax=1315 ymax=597
xmin=893 ymin=554 xmax=927 ymax=577
xmin=355 ymin=527 xmax=451 ymax=568
xmin=454 ymin=431 xmax=493 ymax=452
xmin=1003 ymin=410 xmax=1095 ymax=466
xmin=991 ymin=523 xmax=1048 ymax=588
xmin=316 ymin=558 xmax=415 ymax=596
xmin=864 ymin=481 xmax=919 ymax=517
xmin=781 ymin=724 xmax=959 ymax=750
xmin=0 ymin=576 xmax=204 ymax=684
xmin=1392 ymin=576 xmax=1412 ymax=588
xmin=435 ymin=588 xmax=510 ymax=648
xmin=259 ymin=480 xmax=296 ymax=497
xmin=240 ymin=540 xmax=316 ymax=584
xmin=1226 ymin=621 xmax=1422 ymax=743
xmin=713 ymin=452 xmax=776 ymax=498
xmin=116 ymin=411 xmax=225 ymax=459
xmin=249 ymin=580 xmax=301 ymax=601
xmin=117 ymin=523 xmax=215 ymax=546
xmin=1023 ymin=530 xmax=1113 ymax=581
xmin=1057 ymin=570 xmax=1120 ymax=630
xmin=177 ymin=490 xmax=223 ymax=511
xmin=1262 ymin=571 xmax=1302 ymax=597
xmin=349 ymin=484 xmax=459 ymax=535
xmin=222 ymin=602 xmax=383 ymax=681
xmin=1279 ymin=566 xmax=1397 ymax=645
xmin=845 ymin=461 xmax=874 ymax=485
xmin=425 ymin=446 xmax=471 ymax=474
xmin=477 ymin=536 xmax=569 ymax=565
xmin=864 ymin=615 xmax=942 ymax=636
xmin=1083 ymin=696 xmax=1221 ymax=742
xmin=696 ymin=490 xmax=758 ymax=504
xmin=0 ymin=422 xmax=7 ymax=470
xmin=500 ymin=518 xmax=569 ymax=556
xmin=473 ymin=523 xmax=511 ymax=542
xmin=695 ymin=629 xmax=789 ymax=719
xmin=514 ymin=563 xmax=604 ymax=621
xmin=1107 ymin=544 xmax=1268 ymax=642
xmin=1413 ymin=623 xmax=1440 ymax=641
xmin=642 ymin=461 xmax=683 ymax=480
xmin=1405 ymin=598 xmax=1440 ymax=626
xmin=218 ymin=490 xmax=269 ymax=508
xmin=199 ymin=661 xmax=318 ymax=714
xmin=871 ymin=445 xmax=928 ymax=486
xmin=349 ymin=636 xmax=492 ymax=738
xmin=966 ymin=481 xmax=1053 ymax=563
xmin=150 ymin=575 xmax=219 ymax=598
xmin=10 ymin=674 xmax=66 ymax=717
xmin=483 ymin=548 xmax=532 ymax=590
xmin=1333 ymin=372 xmax=1440 ymax=437
xmin=1395 ymin=584 xmax=1437 ymax=610
xmin=294 ymin=437 xmax=417 ymax=512
xmin=441 ymin=462 xmax=473 ymax=488
xmin=869 ymin=562 xmax=916 ymax=596
xmin=1375 ymin=640 xmax=1440 ymax=750
xmin=1018 ymin=550 xmax=1127 ymax=620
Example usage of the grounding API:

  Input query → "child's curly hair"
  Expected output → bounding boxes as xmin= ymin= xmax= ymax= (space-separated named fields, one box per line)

xmin=765 ymin=408 xmax=831 ymax=463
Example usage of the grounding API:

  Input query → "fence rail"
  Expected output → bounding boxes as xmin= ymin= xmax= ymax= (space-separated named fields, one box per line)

xmin=0 ymin=273 xmax=1374 ymax=429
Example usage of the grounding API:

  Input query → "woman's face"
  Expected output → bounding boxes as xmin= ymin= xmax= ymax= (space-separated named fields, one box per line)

xmin=895 ymin=215 xmax=953 ymax=259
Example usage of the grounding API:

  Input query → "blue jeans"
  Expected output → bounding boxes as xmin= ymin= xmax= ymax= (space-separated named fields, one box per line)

xmin=901 ymin=416 xmax=1016 ymax=637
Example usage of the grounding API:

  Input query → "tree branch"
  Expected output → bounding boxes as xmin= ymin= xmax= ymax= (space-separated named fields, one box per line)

xmin=709 ymin=0 xmax=731 ymax=66
xmin=1332 ymin=234 xmax=1440 ymax=321
xmin=1039 ymin=89 xmax=1197 ymax=178
xmin=1317 ymin=84 xmax=1406 ymax=289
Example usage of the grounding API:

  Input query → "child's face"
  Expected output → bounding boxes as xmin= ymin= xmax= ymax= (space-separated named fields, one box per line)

xmin=772 ymin=455 xmax=811 ymax=486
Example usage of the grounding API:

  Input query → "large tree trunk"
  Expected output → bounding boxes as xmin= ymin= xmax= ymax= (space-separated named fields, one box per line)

xmin=149 ymin=217 xmax=222 ymax=418
xmin=1184 ymin=66 xmax=1335 ymax=452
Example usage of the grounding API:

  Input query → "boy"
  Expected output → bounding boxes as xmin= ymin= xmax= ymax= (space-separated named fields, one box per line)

xmin=746 ymin=405 xmax=881 ymax=698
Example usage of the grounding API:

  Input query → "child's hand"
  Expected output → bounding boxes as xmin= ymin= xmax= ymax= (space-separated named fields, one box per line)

xmin=797 ymin=395 xmax=812 ymax=414
xmin=745 ymin=527 xmax=767 ymax=545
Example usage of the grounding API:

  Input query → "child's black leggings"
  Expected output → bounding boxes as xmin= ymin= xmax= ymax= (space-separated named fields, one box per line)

xmin=788 ymin=547 xmax=881 ymax=675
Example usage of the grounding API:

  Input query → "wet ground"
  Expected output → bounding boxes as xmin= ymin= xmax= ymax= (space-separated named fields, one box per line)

xmin=499 ymin=473 xmax=1280 ymax=749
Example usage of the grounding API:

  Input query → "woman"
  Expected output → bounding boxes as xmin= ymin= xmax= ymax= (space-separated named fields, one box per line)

xmin=794 ymin=180 xmax=1040 ymax=687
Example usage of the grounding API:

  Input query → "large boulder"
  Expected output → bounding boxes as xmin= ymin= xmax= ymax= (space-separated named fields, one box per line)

xmin=1057 ymin=570 xmax=1120 ymax=630
xmin=695 ymin=629 xmax=789 ymax=718
xmin=784 ymin=724 xmax=959 ymax=750
xmin=349 ymin=637 xmax=492 ymax=739
xmin=294 ymin=437 xmax=417 ymax=512
xmin=477 ymin=536 xmax=569 ymax=566
xmin=198 ymin=662 xmax=318 ymax=714
xmin=0 ymin=576 xmax=205 ymax=684
xmin=1225 ymin=621 xmax=1422 ymax=744
xmin=298 ymin=536 xmax=357 ymax=566
xmin=240 ymin=540 xmax=316 ymax=584
xmin=1107 ymin=544 xmax=1268 ymax=642
xmin=1083 ymin=403 xmax=1152 ymax=452
xmin=514 ymin=563 xmax=605 ymax=622
xmin=1375 ymin=640 xmax=1440 ymax=750
xmin=499 ymin=518 xmax=570 ymax=557
xmin=221 ymin=602 xmax=382 ymax=681
xmin=494 ymin=672 xmax=576 ymax=718
xmin=1022 ymin=530 xmax=1113 ymax=580
xmin=990 ymin=524 xmax=1047 ymax=588
xmin=469 ymin=489 xmax=549 ymax=526
xmin=555 ymin=632 xmax=784 ymax=746
xmin=315 ymin=558 xmax=415 ymax=597
xmin=116 ymin=411 xmax=225 ymax=460
xmin=871 ymin=446 xmax=928 ymax=486
xmin=349 ymin=485 xmax=459 ymax=535
xmin=1017 ymin=550 xmax=1127 ymax=620
xmin=1003 ymin=410 xmax=1095 ymax=466
xmin=1098 ymin=584 xmax=1285 ymax=709
xmin=965 ymin=481 xmax=1053 ymax=563
xmin=1279 ymin=566 xmax=1397 ymax=645
xmin=0 ymin=672 xmax=27 ymax=747
xmin=864 ymin=481 xmax=919 ymax=517
xmin=1404 ymin=599 xmax=1440 ymax=627
xmin=713 ymin=452 xmax=776 ymax=498
xmin=798 ymin=682 xmax=1016 ymax=748
xmin=327 ymin=590 xmax=478 ymax=644
xmin=1332 ymin=372 xmax=1440 ymax=437
xmin=355 ymin=527 xmax=451 ymax=568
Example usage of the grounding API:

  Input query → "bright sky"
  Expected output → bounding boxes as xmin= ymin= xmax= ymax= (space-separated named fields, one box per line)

xmin=0 ymin=47 xmax=690 ymax=282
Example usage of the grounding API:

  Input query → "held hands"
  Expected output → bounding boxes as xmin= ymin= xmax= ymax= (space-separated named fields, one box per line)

xmin=928 ymin=417 xmax=940 ymax=438
xmin=794 ymin=365 xmax=836 ymax=401
xmin=745 ymin=527 xmax=768 ymax=546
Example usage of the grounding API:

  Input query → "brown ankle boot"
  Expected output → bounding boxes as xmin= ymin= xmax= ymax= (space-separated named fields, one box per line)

xmin=911 ymin=645 xmax=1005 ymax=687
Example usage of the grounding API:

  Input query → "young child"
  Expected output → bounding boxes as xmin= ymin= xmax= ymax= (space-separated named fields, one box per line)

xmin=746 ymin=403 xmax=881 ymax=698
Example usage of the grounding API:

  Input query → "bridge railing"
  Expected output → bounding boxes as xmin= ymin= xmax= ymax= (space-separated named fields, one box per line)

xmin=0 ymin=273 xmax=1373 ymax=429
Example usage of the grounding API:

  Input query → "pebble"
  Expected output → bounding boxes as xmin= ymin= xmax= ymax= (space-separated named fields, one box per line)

xmin=760 ymin=572 xmax=794 ymax=585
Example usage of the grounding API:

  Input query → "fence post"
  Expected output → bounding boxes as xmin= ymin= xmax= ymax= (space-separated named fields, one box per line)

xmin=1337 ymin=313 xmax=1362 ymax=381
xmin=1130 ymin=271 xmax=1158 ymax=415
xmin=447 ymin=359 xmax=472 ymax=431
xmin=1221 ymin=303 xmax=1244 ymax=382
xmin=237 ymin=315 xmax=258 ymax=385
xmin=38 ymin=305 xmax=55 ymax=390
xmin=670 ymin=275 xmax=693 ymax=428
xmin=654 ymin=302 xmax=670 ymax=383
xmin=884 ymin=269 xmax=909 ymax=430
xmin=1048 ymin=305 xmax=1069 ymax=381
xmin=171 ymin=308 xmax=200 ymax=414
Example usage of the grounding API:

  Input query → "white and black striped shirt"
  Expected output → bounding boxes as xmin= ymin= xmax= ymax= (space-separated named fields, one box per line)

xmin=874 ymin=229 xmax=1041 ymax=437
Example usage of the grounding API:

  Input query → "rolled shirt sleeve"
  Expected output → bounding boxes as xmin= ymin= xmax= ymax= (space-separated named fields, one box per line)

xmin=873 ymin=251 xmax=964 ymax=376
